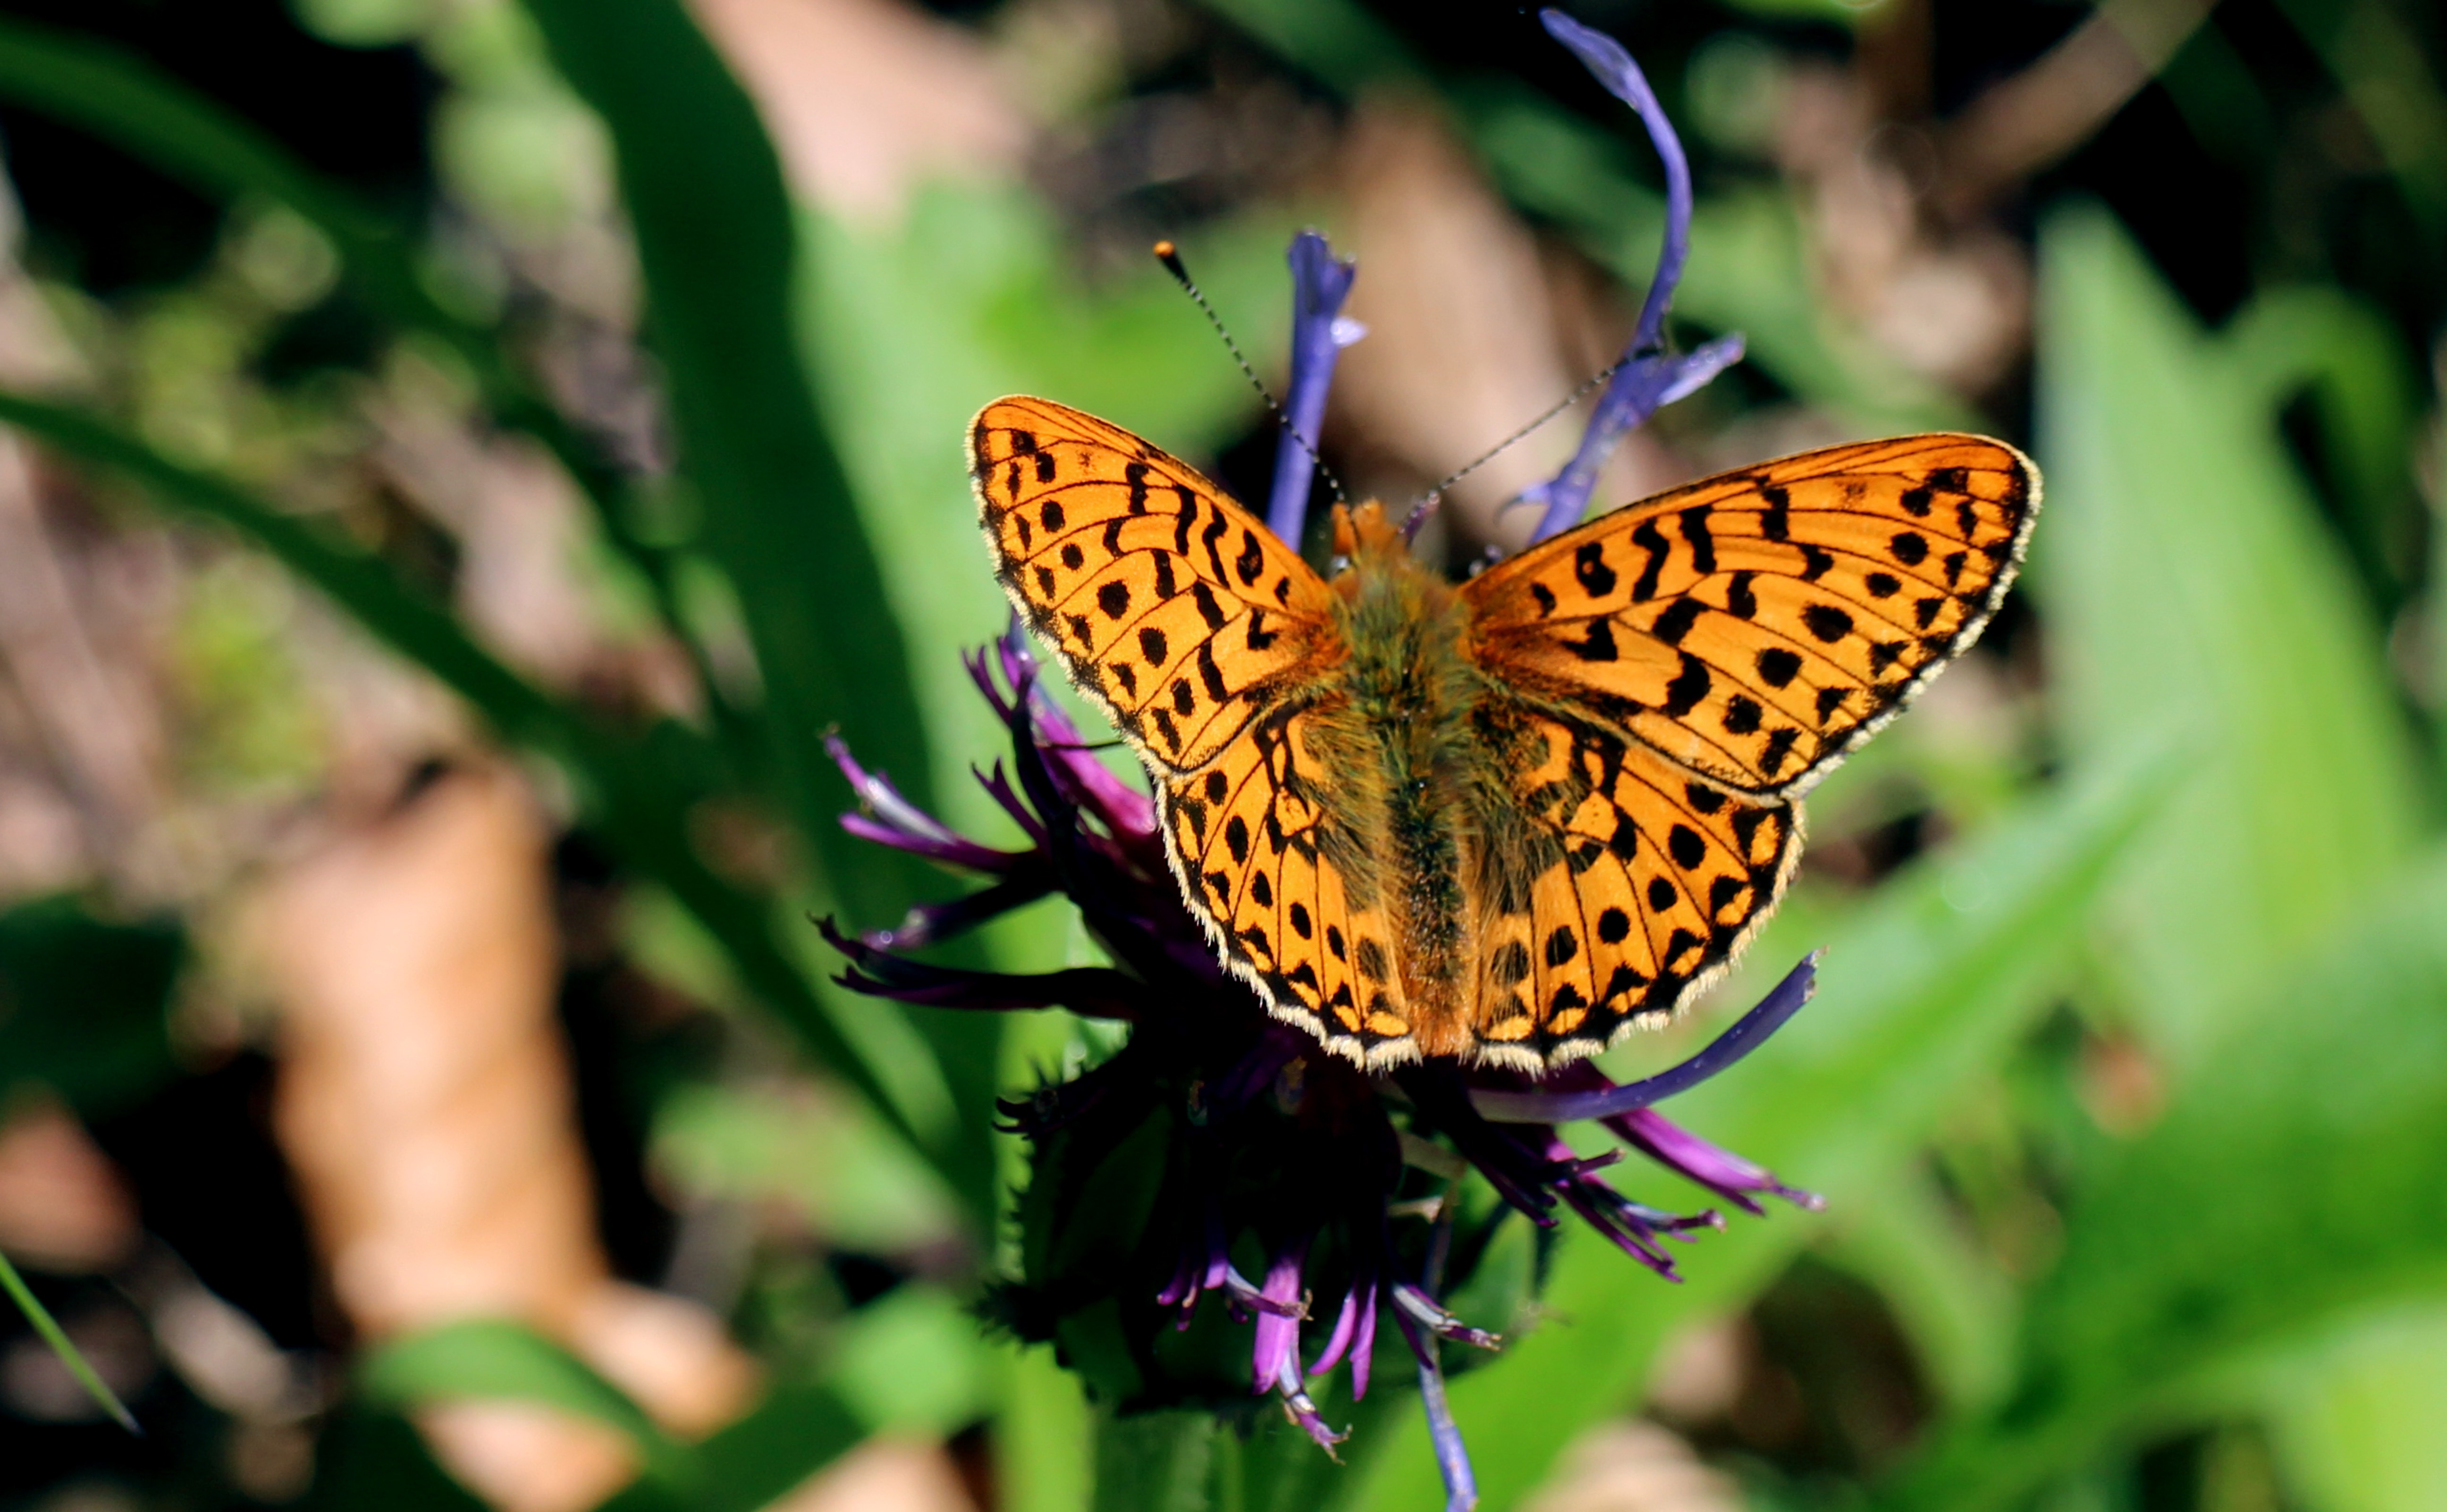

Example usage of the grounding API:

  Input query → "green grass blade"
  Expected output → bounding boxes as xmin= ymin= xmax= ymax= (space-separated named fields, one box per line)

xmin=0 ymin=1249 xmax=138 ymax=1433
xmin=361 ymin=1320 xmax=694 ymax=1489
xmin=514 ymin=0 xmax=1001 ymax=1215
xmin=515 ymin=0 xmax=934 ymax=871
xmin=592 ymin=1382 xmax=866 ymax=1512
xmin=0 ymin=14 xmax=744 ymax=738
xmin=1880 ymin=845 xmax=2447 ymax=1512
xmin=1355 ymin=744 xmax=2173 ymax=1512
xmin=0 ymin=389 xmax=941 ymax=1173
xmin=2031 ymin=202 xmax=2433 ymax=1069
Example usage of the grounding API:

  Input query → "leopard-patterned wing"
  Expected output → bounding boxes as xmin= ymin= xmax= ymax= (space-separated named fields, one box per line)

xmin=1465 ymin=436 xmax=2038 ymax=801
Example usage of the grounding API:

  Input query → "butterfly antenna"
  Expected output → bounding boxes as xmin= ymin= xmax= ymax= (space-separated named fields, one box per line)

xmin=1406 ymin=355 xmax=1632 ymax=522
xmin=1153 ymin=240 xmax=1348 ymax=506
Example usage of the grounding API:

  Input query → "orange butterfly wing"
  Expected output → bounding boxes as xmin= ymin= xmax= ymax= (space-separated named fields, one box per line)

xmin=1461 ymin=700 xmax=1798 ymax=1068
xmin=970 ymin=397 xmax=1409 ymax=1055
xmin=1464 ymin=435 xmax=2040 ymax=801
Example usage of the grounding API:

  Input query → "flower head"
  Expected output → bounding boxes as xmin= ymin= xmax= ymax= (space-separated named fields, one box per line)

xmin=825 ymin=17 xmax=1797 ymax=1509
xmin=826 ymin=635 xmax=1817 ymax=1507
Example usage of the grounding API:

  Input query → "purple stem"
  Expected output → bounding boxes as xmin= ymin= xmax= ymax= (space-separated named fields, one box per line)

xmin=1395 ymin=1308 xmax=1480 ymax=1512
xmin=1527 ymin=10 xmax=1742 ymax=543
xmin=1266 ymin=230 xmax=1360 ymax=547
xmin=1469 ymin=951 xmax=1820 ymax=1124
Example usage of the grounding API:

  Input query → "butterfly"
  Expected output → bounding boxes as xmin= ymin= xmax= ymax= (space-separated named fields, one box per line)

xmin=971 ymin=396 xmax=2039 ymax=1072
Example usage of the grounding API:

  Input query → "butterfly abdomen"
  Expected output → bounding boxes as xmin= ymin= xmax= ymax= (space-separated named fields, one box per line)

xmin=1329 ymin=540 xmax=1499 ymax=1057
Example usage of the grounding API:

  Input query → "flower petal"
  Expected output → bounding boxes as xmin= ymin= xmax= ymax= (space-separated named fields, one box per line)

xmin=1469 ymin=951 xmax=1820 ymax=1123
xmin=1268 ymin=230 xmax=1359 ymax=546
xmin=1527 ymin=11 xmax=1743 ymax=543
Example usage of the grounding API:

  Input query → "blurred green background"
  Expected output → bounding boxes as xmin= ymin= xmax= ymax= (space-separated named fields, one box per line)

xmin=0 ymin=0 xmax=2440 ymax=1510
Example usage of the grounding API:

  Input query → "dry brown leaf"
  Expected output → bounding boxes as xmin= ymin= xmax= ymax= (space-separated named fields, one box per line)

xmin=257 ymin=766 xmax=755 ymax=1512
xmin=1325 ymin=99 xmax=1677 ymax=554
xmin=0 ymin=1096 xmax=138 ymax=1271
xmin=688 ymin=0 xmax=1027 ymax=219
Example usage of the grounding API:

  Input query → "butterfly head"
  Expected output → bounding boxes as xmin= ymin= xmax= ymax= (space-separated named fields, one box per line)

xmin=1328 ymin=499 xmax=1407 ymax=565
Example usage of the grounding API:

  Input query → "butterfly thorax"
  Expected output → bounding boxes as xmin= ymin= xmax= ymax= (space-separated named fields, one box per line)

xmin=1318 ymin=504 xmax=1497 ymax=1057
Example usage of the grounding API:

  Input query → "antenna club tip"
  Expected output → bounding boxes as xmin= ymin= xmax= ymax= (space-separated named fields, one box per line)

xmin=1152 ymin=239 xmax=1190 ymax=284
xmin=1151 ymin=239 xmax=1175 ymax=258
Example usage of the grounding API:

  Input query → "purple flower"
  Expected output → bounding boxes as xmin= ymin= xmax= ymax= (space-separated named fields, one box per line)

xmin=824 ymin=634 xmax=1815 ymax=1510
xmin=1267 ymin=231 xmax=1364 ymax=547
xmin=1519 ymin=8 xmax=1746 ymax=545
xmin=822 ymin=19 xmax=1791 ymax=1510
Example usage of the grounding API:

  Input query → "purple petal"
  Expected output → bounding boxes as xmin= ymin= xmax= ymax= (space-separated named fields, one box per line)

xmin=820 ymin=919 xmax=1148 ymax=1017
xmin=858 ymin=873 xmax=1055 ymax=951
xmin=1527 ymin=11 xmax=1743 ymax=542
xmin=1272 ymin=1352 xmax=1347 ymax=1451
xmin=1390 ymin=1283 xmax=1501 ymax=1352
xmin=1267 ymin=230 xmax=1359 ymax=546
xmin=1307 ymin=1287 xmax=1360 ymax=1378
xmin=1250 ymin=1245 xmax=1308 ymax=1394
xmin=828 ymin=734 xmax=1020 ymax=872
xmin=1614 ymin=1106 xmax=1823 ymax=1216
xmin=1469 ymin=951 xmax=1819 ymax=1123
xmin=1349 ymin=1283 xmax=1378 ymax=1401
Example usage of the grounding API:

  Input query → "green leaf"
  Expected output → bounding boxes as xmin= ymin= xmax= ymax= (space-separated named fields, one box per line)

xmin=1094 ymin=1409 xmax=1219 ymax=1512
xmin=2222 ymin=284 xmax=2426 ymax=607
xmin=514 ymin=0 xmax=930 ymax=868
xmin=1879 ymin=845 xmax=2447 ymax=1512
xmin=2262 ymin=1302 xmax=2447 ymax=1512
xmin=513 ymin=0 xmax=1004 ymax=1216
xmin=0 ymin=895 xmax=183 ymax=1118
xmin=0 ymin=1249 xmax=138 ymax=1433
xmin=0 ymin=11 xmax=712 ymax=665
xmin=2031 ymin=202 xmax=2433 ymax=1068
xmin=1354 ymin=744 xmax=2171 ymax=1512
xmin=825 ymin=1284 xmax=996 ymax=1436
xmin=308 ymin=1411 xmax=492 ymax=1512
xmin=997 ymin=1344 xmax=1094 ymax=1512
xmin=0 ymin=389 xmax=940 ymax=1176
xmin=591 ymin=1382 xmax=864 ymax=1512
xmin=361 ymin=1320 xmax=693 ymax=1488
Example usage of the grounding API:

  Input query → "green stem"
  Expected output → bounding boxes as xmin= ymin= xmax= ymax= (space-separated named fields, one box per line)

xmin=0 ymin=1248 xmax=136 ymax=1433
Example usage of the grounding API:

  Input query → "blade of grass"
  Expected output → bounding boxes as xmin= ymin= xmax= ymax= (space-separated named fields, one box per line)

xmin=361 ymin=1320 xmax=695 ymax=1490
xmin=515 ymin=0 xmax=998 ymax=1216
xmin=1878 ymin=844 xmax=2447 ymax=1512
xmin=0 ymin=1249 xmax=138 ymax=1433
xmin=0 ymin=388 xmax=939 ymax=1172
xmin=592 ymin=1382 xmax=866 ymax=1512
xmin=2032 ymin=203 xmax=2433 ymax=1069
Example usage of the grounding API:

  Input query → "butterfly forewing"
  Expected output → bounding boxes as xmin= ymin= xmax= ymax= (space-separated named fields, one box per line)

xmin=1470 ymin=702 xmax=1797 ymax=1064
xmin=972 ymin=397 xmax=1339 ymax=772
xmin=973 ymin=397 xmax=1400 ymax=1050
xmin=1464 ymin=435 xmax=2038 ymax=800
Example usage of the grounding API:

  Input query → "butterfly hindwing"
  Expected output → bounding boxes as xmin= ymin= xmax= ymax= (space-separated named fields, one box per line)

xmin=971 ymin=396 xmax=1338 ymax=773
xmin=1469 ymin=701 xmax=1797 ymax=1065
xmin=1464 ymin=435 xmax=2039 ymax=800
xmin=1161 ymin=705 xmax=1412 ymax=1061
